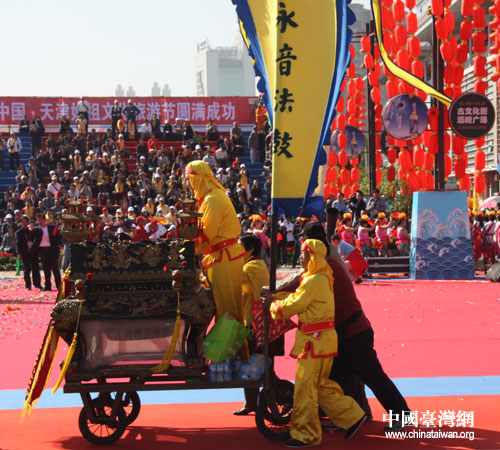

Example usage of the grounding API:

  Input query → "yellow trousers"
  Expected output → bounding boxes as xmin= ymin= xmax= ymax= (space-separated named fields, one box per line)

xmin=291 ymin=356 xmax=364 ymax=445
xmin=205 ymin=252 xmax=244 ymax=322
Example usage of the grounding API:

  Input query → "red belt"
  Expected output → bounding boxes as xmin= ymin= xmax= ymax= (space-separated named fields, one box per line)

xmin=298 ymin=320 xmax=335 ymax=335
xmin=204 ymin=237 xmax=239 ymax=255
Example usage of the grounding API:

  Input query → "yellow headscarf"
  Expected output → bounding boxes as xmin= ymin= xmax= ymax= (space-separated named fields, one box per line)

xmin=186 ymin=160 xmax=226 ymax=200
xmin=301 ymin=239 xmax=333 ymax=287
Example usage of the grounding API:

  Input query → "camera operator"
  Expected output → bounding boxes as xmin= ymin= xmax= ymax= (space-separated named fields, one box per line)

xmin=348 ymin=190 xmax=366 ymax=225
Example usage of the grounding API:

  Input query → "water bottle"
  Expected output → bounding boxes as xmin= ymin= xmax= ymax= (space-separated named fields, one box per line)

xmin=215 ymin=362 xmax=224 ymax=382
xmin=223 ymin=359 xmax=233 ymax=381
xmin=233 ymin=356 xmax=242 ymax=380
xmin=209 ymin=362 xmax=217 ymax=382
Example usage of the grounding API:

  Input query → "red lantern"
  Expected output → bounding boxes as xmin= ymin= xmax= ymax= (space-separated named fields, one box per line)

xmin=398 ymin=167 xmax=406 ymax=181
xmin=360 ymin=35 xmax=371 ymax=53
xmin=340 ymin=168 xmax=350 ymax=185
xmin=406 ymin=0 xmax=416 ymax=8
xmin=459 ymin=175 xmax=470 ymax=191
xmin=371 ymin=86 xmax=382 ymax=104
xmin=376 ymin=168 xmax=383 ymax=185
xmin=452 ymin=135 xmax=466 ymax=155
xmin=348 ymin=80 xmax=357 ymax=97
xmin=461 ymin=0 xmax=474 ymax=16
xmin=424 ymin=152 xmax=435 ymax=171
xmin=387 ymin=147 xmax=397 ymax=164
xmin=347 ymin=98 xmax=357 ymax=115
xmin=473 ymin=6 xmax=486 ymax=29
xmin=338 ymin=149 xmax=348 ymax=166
xmin=436 ymin=19 xmax=449 ymax=40
xmin=475 ymin=136 xmax=485 ymax=147
xmin=413 ymin=146 xmax=424 ymax=167
xmin=475 ymin=149 xmax=486 ymax=171
xmin=431 ymin=0 xmax=444 ymax=17
xmin=411 ymin=59 xmax=424 ymax=78
xmin=342 ymin=185 xmax=352 ymax=198
xmin=395 ymin=25 xmax=408 ymax=47
xmin=417 ymin=169 xmax=427 ymax=188
xmin=376 ymin=151 xmax=383 ymax=167
xmin=406 ymin=172 xmax=420 ymax=191
xmin=474 ymin=79 xmax=488 ymax=94
xmin=427 ymin=107 xmax=439 ymax=129
xmin=427 ymin=133 xmax=439 ymax=155
xmin=337 ymin=114 xmax=346 ymax=131
xmin=407 ymin=12 xmax=418 ymax=34
xmin=399 ymin=149 xmax=412 ymax=171
xmin=460 ymin=20 xmax=473 ymax=41
xmin=336 ymin=96 xmax=345 ymax=112
xmin=328 ymin=150 xmax=338 ymax=166
xmin=394 ymin=1 xmax=406 ymax=21
xmin=456 ymin=43 xmax=469 ymax=64
xmin=351 ymin=167 xmax=360 ymax=183
xmin=397 ymin=49 xmax=409 ymax=69
xmin=387 ymin=165 xmax=396 ymax=182
xmin=474 ymin=172 xmax=485 ymax=193
xmin=454 ymin=157 xmax=466 ymax=179
xmin=351 ymin=157 xmax=359 ymax=167
xmin=407 ymin=37 xmax=421 ymax=56
xmin=472 ymin=33 xmax=487 ymax=55
xmin=338 ymin=133 xmax=348 ymax=150
xmin=364 ymin=53 xmax=374 ymax=70
xmin=444 ymin=10 xmax=455 ymax=31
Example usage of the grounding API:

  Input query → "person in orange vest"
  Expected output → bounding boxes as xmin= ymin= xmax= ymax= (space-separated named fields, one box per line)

xmin=255 ymin=101 xmax=267 ymax=132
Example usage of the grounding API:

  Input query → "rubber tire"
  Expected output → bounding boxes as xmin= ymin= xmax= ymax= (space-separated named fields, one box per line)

xmin=255 ymin=379 xmax=294 ymax=441
xmin=78 ymin=398 xmax=128 ymax=445
xmin=102 ymin=392 xmax=141 ymax=425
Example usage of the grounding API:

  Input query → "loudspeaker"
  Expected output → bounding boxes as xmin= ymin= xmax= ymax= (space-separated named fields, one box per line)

xmin=486 ymin=263 xmax=500 ymax=282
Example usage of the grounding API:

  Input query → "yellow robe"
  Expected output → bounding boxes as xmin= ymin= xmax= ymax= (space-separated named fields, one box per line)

xmin=242 ymin=258 xmax=269 ymax=327
xmin=271 ymin=239 xmax=364 ymax=445
xmin=188 ymin=161 xmax=245 ymax=321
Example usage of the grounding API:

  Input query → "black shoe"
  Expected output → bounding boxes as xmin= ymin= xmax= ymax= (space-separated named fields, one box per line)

xmin=384 ymin=420 xmax=406 ymax=432
xmin=354 ymin=278 xmax=363 ymax=284
xmin=232 ymin=407 xmax=256 ymax=416
xmin=34 ymin=285 xmax=42 ymax=289
xmin=285 ymin=440 xmax=317 ymax=448
xmin=344 ymin=414 xmax=367 ymax=440
xmin=321 ymin=421 xmax=342 ymax=432
xmin=42 ymin=286 xmax=51 ymax=291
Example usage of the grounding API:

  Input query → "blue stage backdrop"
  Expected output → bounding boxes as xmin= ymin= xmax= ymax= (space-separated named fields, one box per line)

xmin=410 ymin=191 xmax=475 ymax=280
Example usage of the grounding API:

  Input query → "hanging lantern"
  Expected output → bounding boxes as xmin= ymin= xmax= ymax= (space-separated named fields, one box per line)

xmin=452 ymin=135 xmax=466 ymax=155
xmin=387 ymin=165 xmax=396 ymax=182
xmin=460 ymin=20 xmax=473 ymax=40
xmin=474 ymin=172 xmax=485 ymax=193
xmin=431 ymin=0 xmax=444 ymax=17
xmin=461 ymin=0 xmax=474 ymax=16
xmin=459 ymin=175 xmax=470 ymax=191
xmin=376 ymin=151 xmax=383 ymax=167
xmin=475 ymin=136 xmax=485 ymax=147
xmin=351 ymin=167 xmax=360 ymax=183
xmin=399 ymin=149 xmax=412 ymax=171
xmin=336 ymin=96 xmax=345 ymax=112
xmin=454 ymin=157 xmax=466 ymax=179
xmin=407 ymin=12 xmax=418 ymax=33
xmin=413 ymin=146 xmax=424 ymax=167
xmin=436 ymin=19 xmax=449 ymax=40
xmin=427 ymin=133 xmax=439 ymax=155
xmin=338 ymin=133 xmax=348 ymax=150
xmin=376 ymin=168 xmax=383 ymax=185
xmin=338 ymin=149 xmax=348 ymax=166
xmin=328 ymin=150 xmax=338 ymax=166
xmin=387 ymin=147 xmax=397 ymax=164
xmin=342 ymin=185 xmax=352 ymax=198
xmin=340 ymin=168 xmax=350 ymax=185
xmin=351 ymin=157 xmax=359 ymax=167
xmin=364 ymin=53 xmax=374 ymax=70
xmin=360 ymin=35 xmax=371 ymax=53
xmin=444 ymin=10 xmax=455 ymax=31
xmin=406 ymin=172 xmax=420 ymax=191
xmin=424 ymin=152 xmax=435 ymax=171
xmin=337 ymin=114 xmax=346 ymax=131
xmin=474 ymin=149 xmax=486 ymax=171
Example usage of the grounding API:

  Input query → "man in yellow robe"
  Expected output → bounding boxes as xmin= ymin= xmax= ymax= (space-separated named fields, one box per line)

xmin=186 ymin=160 xmax=246 ymax=321
xmin=270 ymin=239 xmax=366 ymax=448
xmin=233 ymin=233 xmax=270 ymax=415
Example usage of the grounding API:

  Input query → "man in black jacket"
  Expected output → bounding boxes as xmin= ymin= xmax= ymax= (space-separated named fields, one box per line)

xmin=111 ymin=100 xmax=122 ymax=138
xmin=32 ymin=213 xmax=62 ymax=291
xmin=16 ymin=215 xmax=41 ymax=290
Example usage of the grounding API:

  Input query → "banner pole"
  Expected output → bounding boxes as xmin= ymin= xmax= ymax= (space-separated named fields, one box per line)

xmin=270 ymin=207 xmax=278 ymax=292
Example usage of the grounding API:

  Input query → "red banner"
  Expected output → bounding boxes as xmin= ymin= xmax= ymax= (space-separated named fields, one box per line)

xmin=0 ymin=96 xmax=258 ymax=127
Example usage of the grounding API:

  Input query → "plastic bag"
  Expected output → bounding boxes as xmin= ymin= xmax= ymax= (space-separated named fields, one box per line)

xmin=238 ymin=353 xmax=266 ymax=381
xmin=203 ymin=316 xmax=249 ymax=363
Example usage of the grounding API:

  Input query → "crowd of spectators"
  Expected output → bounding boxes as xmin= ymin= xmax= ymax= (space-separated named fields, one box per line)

xmin=0 ymin=102 xmax=293 ymax=268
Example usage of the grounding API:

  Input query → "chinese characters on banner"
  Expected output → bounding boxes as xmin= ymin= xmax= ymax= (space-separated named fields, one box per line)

xmin=383 ymin=410 xmax=474 ymax=428
xmin=0 ymin=97 xmax=257 ymax=127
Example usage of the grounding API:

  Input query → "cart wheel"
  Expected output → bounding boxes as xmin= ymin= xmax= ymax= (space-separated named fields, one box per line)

xmin=78 ymin=398 xmax=128 ymax=445
xmin=255 ymin=379 xmax=294 ymax=441
xmin=102 ymin=392 xmax=141 ymax=425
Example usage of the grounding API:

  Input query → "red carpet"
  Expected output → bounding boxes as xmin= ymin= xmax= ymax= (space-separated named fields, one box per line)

xmin=0 ymin=396 xmax=498 ymax=449
xmin=1 ymin=275 xmax=500 ymax=389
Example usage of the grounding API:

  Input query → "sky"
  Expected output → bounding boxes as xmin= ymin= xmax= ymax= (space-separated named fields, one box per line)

xmin=0 ymin=0 xmax=367 ymax=98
